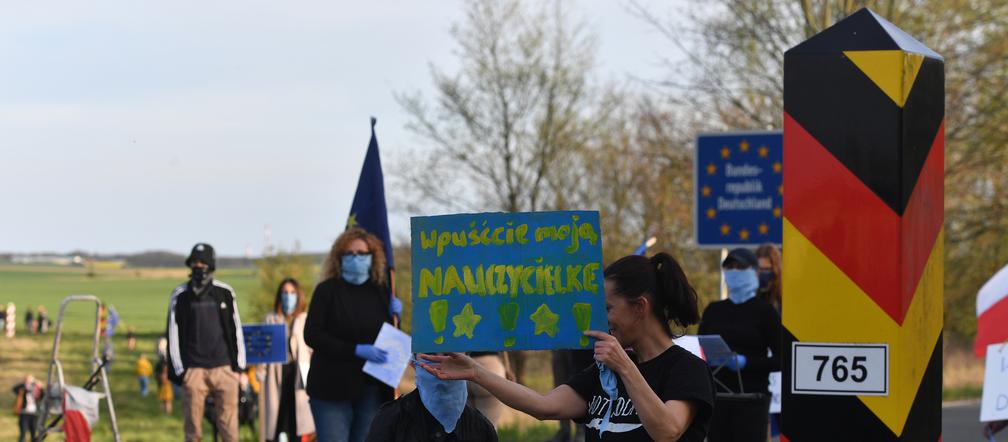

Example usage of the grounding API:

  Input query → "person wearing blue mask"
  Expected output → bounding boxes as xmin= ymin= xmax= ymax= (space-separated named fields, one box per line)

xmin=418 ymin=253 xmax=715 ymax=442
xmin=305 ymin=227 xmax=399 ymax=442
xmin=698 ymin=247 xmax=782 ymax=442
xmin=365 ymin=356 xmax=498 ymax=442
xmin=259 ymin=278 xmax=315 ymax=442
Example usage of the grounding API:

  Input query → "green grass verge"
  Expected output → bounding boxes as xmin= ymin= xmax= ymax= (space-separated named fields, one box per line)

xmin=497 ymin=422 xmax=557 ymax=442
xmin=943 ymin=385 xmax=983 ymax=402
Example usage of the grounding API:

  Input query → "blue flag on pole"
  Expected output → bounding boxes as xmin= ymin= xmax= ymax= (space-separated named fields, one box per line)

xmin=347 ymin=117 xmax=394 ymax=269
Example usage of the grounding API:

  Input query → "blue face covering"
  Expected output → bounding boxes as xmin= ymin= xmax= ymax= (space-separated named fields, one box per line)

xmin=341 ymin=254 xmax=372 ymax=285
xmin=281 ymin=292 xmax=297 ymax=315
xmin=413 ymin=360 xmax=468 ymax=433
xmin=724 ymin=269 xmax=759 ymax=304
xmin=596 ymin=361 xmax=618 ymax=436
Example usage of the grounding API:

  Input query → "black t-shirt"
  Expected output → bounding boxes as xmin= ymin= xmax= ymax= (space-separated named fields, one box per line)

xmin=564 ymin=345 xmax=714 ymax=442
xmin=182 ymin=290 xmax=231 ymax=368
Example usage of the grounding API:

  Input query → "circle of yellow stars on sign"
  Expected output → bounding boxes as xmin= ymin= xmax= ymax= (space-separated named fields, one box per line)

xmin=702 ymin=138 xmax=780 ymax=240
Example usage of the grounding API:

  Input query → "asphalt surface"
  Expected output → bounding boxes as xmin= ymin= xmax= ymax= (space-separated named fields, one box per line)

xmin=944 ymin=400 xmax=1006 ymax=442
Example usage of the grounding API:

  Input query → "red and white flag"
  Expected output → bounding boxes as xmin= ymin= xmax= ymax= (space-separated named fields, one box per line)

xmin=63 ymin=385 xmax=103 ymax=442
xmin=976 ymin=263 xmax=1008 ymax=357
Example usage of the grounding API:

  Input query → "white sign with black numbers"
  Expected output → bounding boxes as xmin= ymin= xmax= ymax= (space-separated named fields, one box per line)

xmin=791 ymin=342 xmax=888 ymax=396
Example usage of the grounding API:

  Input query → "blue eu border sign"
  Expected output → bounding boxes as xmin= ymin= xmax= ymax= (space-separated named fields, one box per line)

xmin=243 ymin=323 xmax=287 ymax=364
xmin=695 ymin=132 xmax=782 ymax=248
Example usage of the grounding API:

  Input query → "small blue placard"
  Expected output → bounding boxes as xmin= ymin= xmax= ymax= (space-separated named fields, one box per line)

xmin=695 ymin=132 xmax=783 ymax=248
xmin=410 ymin=211 xmax=608 ymax=353
xmin=242 ymin=323 xmax=287 ymax=364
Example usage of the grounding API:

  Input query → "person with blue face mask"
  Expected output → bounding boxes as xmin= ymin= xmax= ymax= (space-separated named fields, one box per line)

xmin=364 ymin=357 xmax=498 ymax=442
xmin=259 ymin=278 xmax=315 ymax=442
xmin=698 ymin=248 xmax=782 ymax=442
xmin=304 ymin=227 xmax=398 ymax=442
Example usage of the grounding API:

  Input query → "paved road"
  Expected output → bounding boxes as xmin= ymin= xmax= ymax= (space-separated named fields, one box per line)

xmin=944 ymin=400 xmax=1007 ymax=441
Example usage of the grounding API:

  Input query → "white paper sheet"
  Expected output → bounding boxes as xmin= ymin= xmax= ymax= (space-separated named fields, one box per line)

xmin=768 ymin=371 xmax=782 ymax=414
xmin=673 ymin=335 xmax=705 ymax=361
xmin=362 ymin=322 xmax=412 ymax=388
xmin=981 ymin=343 xmax=1008 ymax=422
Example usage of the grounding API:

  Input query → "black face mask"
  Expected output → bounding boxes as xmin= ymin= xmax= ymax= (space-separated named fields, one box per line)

xmin=190 ymin=267 xmax=212 ymax=290
xmin=758 ymin=271 xmax=774 ymax=289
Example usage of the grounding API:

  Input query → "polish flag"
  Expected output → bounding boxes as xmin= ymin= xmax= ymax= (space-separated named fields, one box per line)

xmin=976 ymin=263 xmax=1008 ymax=357
xmin=63 ymin=386 xmax=103 ymax=442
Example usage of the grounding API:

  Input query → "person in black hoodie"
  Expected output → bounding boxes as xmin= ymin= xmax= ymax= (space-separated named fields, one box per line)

xmin=698 ymin=247 xmax=782 ymax=442
xmin=365 ymin=358 xmax=497 ymax=442
xmin=304 ymin=227 xmax=402 ymax=442
xmin=165 ymin=242 xmax=247 ymax=442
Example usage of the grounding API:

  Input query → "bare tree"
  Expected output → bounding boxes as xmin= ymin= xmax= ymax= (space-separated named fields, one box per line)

xmin=394 ymin=0 xmax=609 ymax=215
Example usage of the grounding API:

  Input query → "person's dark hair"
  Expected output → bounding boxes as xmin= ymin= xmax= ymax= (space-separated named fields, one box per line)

xmin=603 ymin=252 xmax=700 ymax=336
xmin=273 ymin=277 xmax=307 ymax=317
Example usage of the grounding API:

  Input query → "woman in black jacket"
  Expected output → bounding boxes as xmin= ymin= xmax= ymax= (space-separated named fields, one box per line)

xmin=698 ymin=248 xmax=782 ymax=442
xmin=304 ymin=227 xmax=401 ymax=442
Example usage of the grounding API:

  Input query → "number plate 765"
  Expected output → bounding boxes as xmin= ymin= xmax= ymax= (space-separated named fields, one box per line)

xmin=792 ymin=343 xmax=888 ymax=396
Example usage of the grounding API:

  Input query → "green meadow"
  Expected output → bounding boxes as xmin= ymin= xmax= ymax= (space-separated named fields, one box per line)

xmin=0 ymin=265 xmax=257 ymax=441
xmin=0 ymin=265 xmax=553 ymax=441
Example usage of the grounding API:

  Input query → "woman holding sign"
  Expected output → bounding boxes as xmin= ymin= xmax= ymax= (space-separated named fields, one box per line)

xmin=304 ymin=227 xmax=398 ymax=442
xmin=419 ymin=253 xmax=715 ymax=441
xmin=260 ymin=278 xmax=314 ymax=442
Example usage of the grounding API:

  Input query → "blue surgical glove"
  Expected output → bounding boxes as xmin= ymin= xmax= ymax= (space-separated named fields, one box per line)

xmin=389 ymin=296 xmax=403 ymax=317
xmin=354 ymin=344 xmax=388 ymax=363
xmin=726 ymin=354 xmax=747 ymax=372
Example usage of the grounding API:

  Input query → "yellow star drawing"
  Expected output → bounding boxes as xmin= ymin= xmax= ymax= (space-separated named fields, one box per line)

xmin=778 ymin=184 xmax=783 ymax=195
xmin=530 ymin=304 xmax=560 ymax=337
xmin=702 ymin=185 xmax=711 ymax=197
xmin=758 ymin=146 xmax=769 ymax=157
xmin=773 ymin=162 xmax=782 ymax=173
xmin=720 ymin=147 xmax=731 ymax=159
xmin=346 ymin=213 xmax=358 ymax=228
xmin=773 ymin=207 xmax=782 ymax=218
xmin=720 ymin=224 xmax=731 ymax=236
xmin=758 ymin=223 xmax=769 ymax=235
xmin=706 ymin=163 xmax=717 ymax=175
xmin=706 ymin=208 xmax=717 ymax=219
xmin=739 ymin=229 xmax=750 ymax=241
xmin=452 ymin=303 xmax=482 ymax=339
xmin=739 ymin=140 xmax=750 ymax=153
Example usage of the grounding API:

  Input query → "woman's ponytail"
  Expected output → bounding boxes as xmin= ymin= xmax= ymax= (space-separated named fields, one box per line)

xmin=649 ymin=252 xmax=700 ymax=330
xmin=604 ymin=252 xmax=700 ymax=336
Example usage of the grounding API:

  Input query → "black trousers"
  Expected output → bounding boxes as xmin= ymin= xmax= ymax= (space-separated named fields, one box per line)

xmin=18 ymin=413 xmax=36 ymax=442
xmin=707 ymin=393 xmax=771 ymax=442
xmin=273 ymin=362 xmax=298 ymax=441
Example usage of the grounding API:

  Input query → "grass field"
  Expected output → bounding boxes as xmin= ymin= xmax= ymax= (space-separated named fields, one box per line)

xmin=0 ymin=265 xmax=554 ymax=441
xmin=0 ymin=265 xmax=258 ymax=441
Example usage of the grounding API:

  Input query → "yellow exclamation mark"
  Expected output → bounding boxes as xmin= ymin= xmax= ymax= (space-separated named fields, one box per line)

xmin=430 ymin=300 xmax=448 ymax=344
xmin=573 ymin=303 xmax=592 ymax=347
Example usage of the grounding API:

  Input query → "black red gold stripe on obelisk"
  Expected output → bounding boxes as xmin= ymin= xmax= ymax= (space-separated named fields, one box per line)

xmin=781 ymin=8 xmax=943 ymax=441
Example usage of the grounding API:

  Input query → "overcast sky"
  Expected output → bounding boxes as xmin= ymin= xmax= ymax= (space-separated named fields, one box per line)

xmin=0 ymin=1 xmax=683 ymax=256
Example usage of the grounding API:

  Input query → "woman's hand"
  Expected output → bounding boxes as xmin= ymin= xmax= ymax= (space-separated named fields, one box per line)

xmin=584 ymin=330 xmax=634 ymax=376
xmin=417 ymin=353 xmax=479 ymax=381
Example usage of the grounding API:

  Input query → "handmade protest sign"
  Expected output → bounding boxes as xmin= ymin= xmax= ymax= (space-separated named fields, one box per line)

xmin=981 ymin=343 xmax=1008 ymax=422
xmin=411 ymin=211 xmax=607 ymax=353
